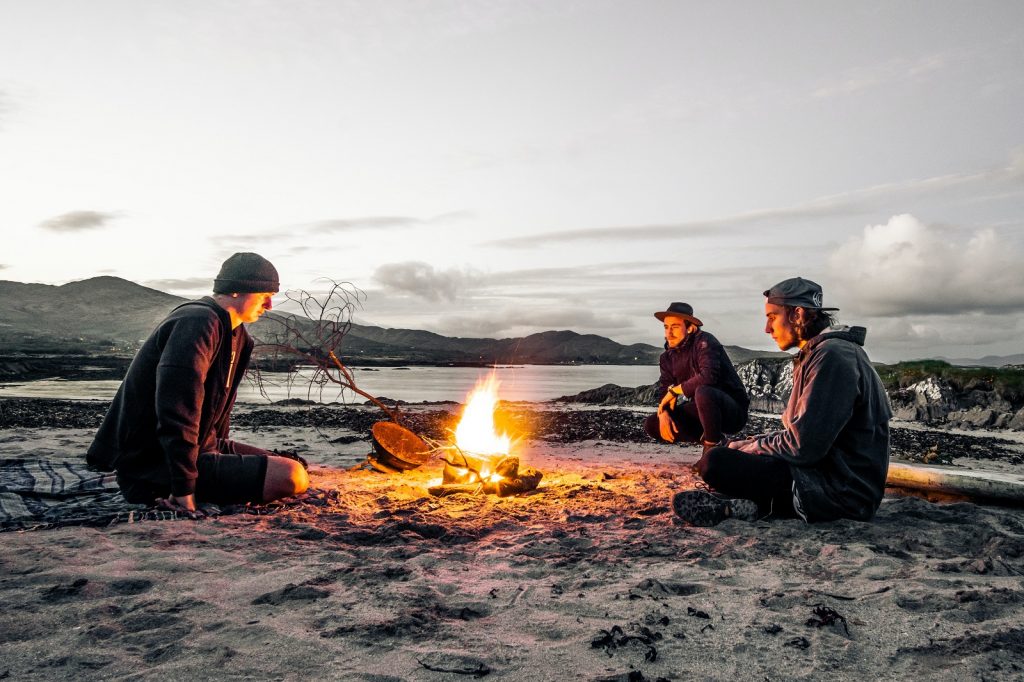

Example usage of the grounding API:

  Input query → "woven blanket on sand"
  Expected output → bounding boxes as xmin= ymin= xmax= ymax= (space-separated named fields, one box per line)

xmin=0 ymin=458 xmax=313 ymax=531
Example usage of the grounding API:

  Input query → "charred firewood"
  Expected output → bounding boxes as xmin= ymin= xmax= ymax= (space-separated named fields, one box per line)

xmin=486 ymin=468 xmax=543 ymax=497
xmin=427 ymin=484 xmax=481 ymax=498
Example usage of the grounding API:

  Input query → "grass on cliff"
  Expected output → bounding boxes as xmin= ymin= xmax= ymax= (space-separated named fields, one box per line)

xmin=876 ymin=360 xmax=1024 ymax=403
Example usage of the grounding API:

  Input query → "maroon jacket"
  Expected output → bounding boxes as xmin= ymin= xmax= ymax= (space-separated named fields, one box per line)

xmin=658 ymin=329 xmax=749 ymax=406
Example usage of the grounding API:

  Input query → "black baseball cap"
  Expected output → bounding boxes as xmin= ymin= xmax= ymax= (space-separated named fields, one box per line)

xmin=763 ymin=277 xmax=838 ymax=311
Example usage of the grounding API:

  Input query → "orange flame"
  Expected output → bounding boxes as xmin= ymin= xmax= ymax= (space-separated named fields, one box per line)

xmin=454 ymin=375 xmax=511 ymax=480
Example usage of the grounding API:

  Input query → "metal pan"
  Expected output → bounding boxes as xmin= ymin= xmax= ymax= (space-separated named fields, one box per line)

xmin=367 ymin=421 xmax=431 ymax=472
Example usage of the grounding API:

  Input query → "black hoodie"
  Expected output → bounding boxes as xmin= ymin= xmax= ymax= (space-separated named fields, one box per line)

xmin=730 ymin=326 xmax=892 ymax=522
xmin=87 ymin=297 xmax=253 ymax=497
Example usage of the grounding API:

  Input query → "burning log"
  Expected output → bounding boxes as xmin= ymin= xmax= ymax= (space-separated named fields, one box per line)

xmin=427 ymin=375 xmax=544 ymax=498
xmin=483 ymin=467 xmax=543 ymax=497
xmin=431 ymin=453 xmax=543 ymax=497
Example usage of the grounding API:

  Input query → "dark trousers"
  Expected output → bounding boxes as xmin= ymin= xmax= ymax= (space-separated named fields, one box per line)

xmin=644 ymin=385 xmax=749 ymax=444
xmin=116 ymin=438 xmax=272 ymax=505
xmin=693 ymin=446 xmax=799 ymax=518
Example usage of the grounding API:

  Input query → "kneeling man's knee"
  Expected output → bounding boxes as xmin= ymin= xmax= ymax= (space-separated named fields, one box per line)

xmin=263 ymin=456 xmax=309 ymax=502
xmin=691 ymin=384 xmax=717 ymax=406
xmin=695 ymin=447 xmax=728 ymax=484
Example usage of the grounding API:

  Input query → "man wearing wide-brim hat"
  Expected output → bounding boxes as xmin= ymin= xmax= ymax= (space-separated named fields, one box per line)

xmin=87 ymin=252 xmax=309 ymax=516
xmin=673 ymin=277 xmax=892 ymax=527
xmin=644 ymin=301 xmax=750 ymax=452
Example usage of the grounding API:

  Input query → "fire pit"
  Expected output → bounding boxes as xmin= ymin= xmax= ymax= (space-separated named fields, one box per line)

xmin=362 ymin=375 xmax=543 ymax=497
xmin=428 ymin=375 xmax=543 ymax=498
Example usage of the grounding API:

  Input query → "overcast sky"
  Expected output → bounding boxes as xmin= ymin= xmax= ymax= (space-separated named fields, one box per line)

xmin=1 ymin=0 xmax=1022 ymax=362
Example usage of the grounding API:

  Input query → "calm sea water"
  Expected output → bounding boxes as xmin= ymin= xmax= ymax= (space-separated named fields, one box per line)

xmin=0 ymin=364 xmax=659 ymax=404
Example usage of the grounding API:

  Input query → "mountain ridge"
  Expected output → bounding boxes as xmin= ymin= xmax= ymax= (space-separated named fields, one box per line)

xmin=0 ymin=276 xmax=785 ymax=364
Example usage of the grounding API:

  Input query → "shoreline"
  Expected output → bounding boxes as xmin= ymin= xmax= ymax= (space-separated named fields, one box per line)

xmin=3 ymin=396 xmax=1023 ymax=462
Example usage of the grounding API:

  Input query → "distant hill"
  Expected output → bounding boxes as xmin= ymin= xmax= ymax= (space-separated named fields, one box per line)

xmin=331 ymin=325 xmax=663 ymax=364
xmin=0 ymin=277 xmax=185 ymax=353
xmin=938 ymin=354 xmax=1024 ymax=368
xmin=0 ymin=276 xmax=784 ymax=365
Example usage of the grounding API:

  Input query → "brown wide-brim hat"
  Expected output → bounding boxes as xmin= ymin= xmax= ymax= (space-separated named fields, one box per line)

xmin=654 ymin=302 xmax=703 ymax=326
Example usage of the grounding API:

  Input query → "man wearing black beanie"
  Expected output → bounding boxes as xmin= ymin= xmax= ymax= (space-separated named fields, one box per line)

xmin=88 ymin=252 xmax=308 ymax=515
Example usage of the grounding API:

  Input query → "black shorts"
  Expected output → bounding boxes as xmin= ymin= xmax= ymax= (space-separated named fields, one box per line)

xmin=116 ymin=439 xmax=271 ymax=505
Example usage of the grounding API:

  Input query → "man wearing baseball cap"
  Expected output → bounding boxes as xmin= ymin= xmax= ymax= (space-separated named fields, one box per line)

xmin=673 ymin=277 xmax=892 ymax=526
xmin=644 ymin=301 xmax=750 ymax=452
xmin=88 ymin=252 xmax=309 ymax=516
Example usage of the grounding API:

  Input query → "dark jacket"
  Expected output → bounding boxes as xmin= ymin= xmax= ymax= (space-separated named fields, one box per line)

xmin=87 ymin=297 xmax=252 ymax=497
xmin=658 ymin=329 xmax=749 ymax=406
xmin=732 ymin=326 xmax=892 ymax=522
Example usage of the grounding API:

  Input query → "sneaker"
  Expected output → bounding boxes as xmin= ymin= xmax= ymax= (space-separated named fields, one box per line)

xmin=672 ymin=490 xmax=759 ymax=527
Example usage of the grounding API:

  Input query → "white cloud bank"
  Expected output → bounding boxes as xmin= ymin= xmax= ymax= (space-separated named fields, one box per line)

xmin=829 ymin=214 xmax=1024 ymax=316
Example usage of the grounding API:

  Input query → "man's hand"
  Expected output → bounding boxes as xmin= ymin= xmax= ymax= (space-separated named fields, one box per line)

xmin=156 ymin=493 xmax=205 ymax=518
xmin=658 ymin=409 xmax=678 ymax=443
xmin=728 ymin=437 xmax=761 ymax=454
xmin=658 ymin=390 xmax=677 ymax=414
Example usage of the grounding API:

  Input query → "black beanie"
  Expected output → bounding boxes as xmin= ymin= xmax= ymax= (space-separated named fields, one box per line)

xmin=213 ymin=252 xmax=280 ymax=294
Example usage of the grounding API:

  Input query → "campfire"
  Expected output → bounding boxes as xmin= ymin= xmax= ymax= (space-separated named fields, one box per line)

xmin=428 ymin=375 xmax=542 ymax=498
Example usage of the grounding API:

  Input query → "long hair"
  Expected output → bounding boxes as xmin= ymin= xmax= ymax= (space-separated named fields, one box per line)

xmin=785 ymin=306 xmax=836 ymax=344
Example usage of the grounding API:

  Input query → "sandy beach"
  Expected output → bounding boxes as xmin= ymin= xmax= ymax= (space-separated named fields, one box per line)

xmin=2 ymin=401 xmax=1024 ymax=681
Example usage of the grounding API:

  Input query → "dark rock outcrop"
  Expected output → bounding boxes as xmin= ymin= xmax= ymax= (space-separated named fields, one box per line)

xmin=552 ymin=382 xmax=660 ymax=407
xmin=555 ymin=357 xmax=794 ymax=412
xmin=558 ymin=358 xmax=1024 ymax=432
xmin=890 ymin=378 xmax=1024 ymax=431
xmin=735 ymin=357 xmax=792 ymax=412
xmin=889 ymin=377 xmax=958 ymax=422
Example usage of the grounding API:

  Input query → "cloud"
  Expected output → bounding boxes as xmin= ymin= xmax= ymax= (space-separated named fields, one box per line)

xmin=372 ymin=261 xmax=482 ymax=302
xmin=38 ymin=210 xmax=119 ymax=232
xmin=811 ymin=53 xmax=950 ymax=99
xmin=475 ymin=261 xmax=675 ymax=288
xmin=851 ymin=311 xmax=1024 ymax=364
xmin=437 ymin=306 xmax=635 ymax=339
xmin=866 ymin=314 xmax=1022 ymax=347
xmin=481 ymin=191 xmax=881 ymax=249
xmin=210 ymin=211 xmax=474 ymax=248
xmin=143 ymin=277 xmax=211 ymax=293
xmin=311 ymin=210 xmax=474 ymax=233
xmin=312 ymin=216 xmax=422 ymax=232
xmin=828 ymin=214 xmax=1024 ymax=316
xmin=484 ymin=219 xmax=773 ymax=249
xmin=483 ymin=150 xmax=1024 ymax=248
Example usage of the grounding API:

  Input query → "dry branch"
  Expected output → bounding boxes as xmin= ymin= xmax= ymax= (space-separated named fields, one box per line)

xmin=248 ymin=280 xmax=399 ymax=422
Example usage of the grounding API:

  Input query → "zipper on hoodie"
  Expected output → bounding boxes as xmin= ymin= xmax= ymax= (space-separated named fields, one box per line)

xmin=226 ymin=348 xmax=236 ymax=389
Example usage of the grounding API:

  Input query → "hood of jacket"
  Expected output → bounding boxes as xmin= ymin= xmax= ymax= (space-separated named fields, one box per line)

xmin=807 ymin=325 xmax=867 ymax=349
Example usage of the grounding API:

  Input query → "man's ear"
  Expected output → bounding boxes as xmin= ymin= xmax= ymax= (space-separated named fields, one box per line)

xmin=790 ymin=307 xmax=805 ymax=324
